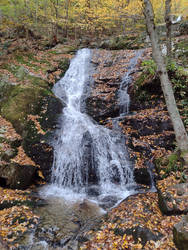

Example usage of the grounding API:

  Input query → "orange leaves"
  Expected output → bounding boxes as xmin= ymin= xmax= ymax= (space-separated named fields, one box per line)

xmin=11 ymin=146 xmax=37 ymax=166
xmin=81 ymin=192 xmax=181 ymax=249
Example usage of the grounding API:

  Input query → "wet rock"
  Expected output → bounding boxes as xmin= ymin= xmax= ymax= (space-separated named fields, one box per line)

xmin=134 ymin=168 xmax=151 ymax=186
xmin=99 ymin=196 xmax=118 ymax=209
xmin=158 ymin=183 xmax=188 ymax=215
xmin=0 ymin=163 xmax=36 ymax=189
xmin=86 ymin=186 xmax=100 ymax=196
xmin=86 ymin=95 xmax=119 ymax=122
xmin=173 ymin=215 xmax=188 ymax=250
xmin=81 ymin=131 xmax=98 ymax=185
xmin=22 ymin=95 xmax=63 ymax=181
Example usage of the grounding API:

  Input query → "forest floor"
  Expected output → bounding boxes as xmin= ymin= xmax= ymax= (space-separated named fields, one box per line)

xmin=0 ymin=36 xmax=188 ymax=249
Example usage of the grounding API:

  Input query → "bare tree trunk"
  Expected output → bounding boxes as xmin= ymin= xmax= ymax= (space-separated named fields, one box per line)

xmin=142 ymin=0 xmax=188 ymax=152
xmin=165 ymin=0 xmax=172 ymax=58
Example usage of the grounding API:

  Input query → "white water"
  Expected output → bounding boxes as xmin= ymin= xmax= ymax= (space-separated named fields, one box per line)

xmin=44 ymin=48 xmax=135 ymax=204
xmin=119 ymin=50 xmax=143 ymax=115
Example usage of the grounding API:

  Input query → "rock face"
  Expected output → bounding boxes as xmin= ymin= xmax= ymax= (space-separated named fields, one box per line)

xmin=22 ymin=95 xmax=63 ymax=181
xmin=86 ymin=49 xmax=126 ymax=122
xmin=173 ymin=215 xmax=188 ymax=250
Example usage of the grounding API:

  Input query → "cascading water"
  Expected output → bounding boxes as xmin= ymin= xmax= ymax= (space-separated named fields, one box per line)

xmin=21 ymin=49 xmax=146 ymax=250
xmin=119 ymin=51 xmax=143 ymax=115
xmin=46 ymin=48 xmax=138 ymax=205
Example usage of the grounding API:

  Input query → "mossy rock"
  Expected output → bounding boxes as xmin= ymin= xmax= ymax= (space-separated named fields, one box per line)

xmin=0 ymin=68 xmax=63 ymax=182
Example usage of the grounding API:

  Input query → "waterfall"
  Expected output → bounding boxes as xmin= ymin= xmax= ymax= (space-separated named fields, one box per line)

xmin=48 ymin=48 xmax=136 ymax=204
xmin=119 ymin=50 xmax=143 ymax=115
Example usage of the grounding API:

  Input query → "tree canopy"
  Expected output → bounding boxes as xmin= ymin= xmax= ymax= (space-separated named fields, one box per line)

xmin=0 ymin=0 xmax=187 ymax=39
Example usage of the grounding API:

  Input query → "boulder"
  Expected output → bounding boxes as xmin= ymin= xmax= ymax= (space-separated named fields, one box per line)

xmin=158 ymin=183 xmax=188 ymax=215
xmin=173 ymin=215 xmax=188 ymax=250
xmin=0 ymin=163 xmax=36 ymax=189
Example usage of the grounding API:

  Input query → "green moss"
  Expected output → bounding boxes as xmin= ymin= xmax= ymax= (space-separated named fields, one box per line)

xmin=1 ymin=63 xmax=20 ymax=75
xmin=155 ymin=152 xmax=184 ymax=179
xmin=58 ymin=58 xmax=70 ymax=78
xmin=0 ymin=72 xmax=52 ymax=134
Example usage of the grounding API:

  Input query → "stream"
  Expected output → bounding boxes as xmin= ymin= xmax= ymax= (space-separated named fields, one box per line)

xmin=20 ymin=48 xmax=145 ymax=249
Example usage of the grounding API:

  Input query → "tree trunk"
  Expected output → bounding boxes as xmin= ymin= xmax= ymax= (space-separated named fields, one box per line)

xmin=165 ymin=0 xmax=172 ymax=58
xmin=142 ymin=0 xmax=188 ymax=152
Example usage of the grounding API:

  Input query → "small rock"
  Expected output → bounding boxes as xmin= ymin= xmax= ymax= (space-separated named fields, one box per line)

xmin=134 ymin=168 xmax=151 ymax=186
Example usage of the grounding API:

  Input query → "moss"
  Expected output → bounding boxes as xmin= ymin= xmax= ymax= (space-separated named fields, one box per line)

xmin=1 ymin=85 xmax=46 ymax=133
xmin=155 ymin=152 xmax=184 ymax=179
xmin=1 ymin=63 xmax=20 ymax=75
xmin=0 ymin=64 xmax=55 ymax=133
xmin=58 ymin=58 xmax=70 ymax=78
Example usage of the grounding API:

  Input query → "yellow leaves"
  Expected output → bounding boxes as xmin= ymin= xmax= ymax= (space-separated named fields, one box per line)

xmin=38 ymin=170 xmax=45 ymax=179
xmin=0 ymin=205 xmax=39 ymax=246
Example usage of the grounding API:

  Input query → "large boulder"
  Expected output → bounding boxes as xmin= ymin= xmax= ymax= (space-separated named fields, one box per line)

xmin=0 ymin=70 xmax=63 ymax=182
xmin=173 ymin=215 xmax=188 ymax=250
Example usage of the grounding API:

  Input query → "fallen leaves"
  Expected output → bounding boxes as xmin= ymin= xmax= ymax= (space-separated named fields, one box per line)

xmin=81 ymin=193 xmax=181 ymax=249
xmin=11 ymin=146 xmax=37 ymax=166
xmin=0 ymin=205 xmax=39 ymax=247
